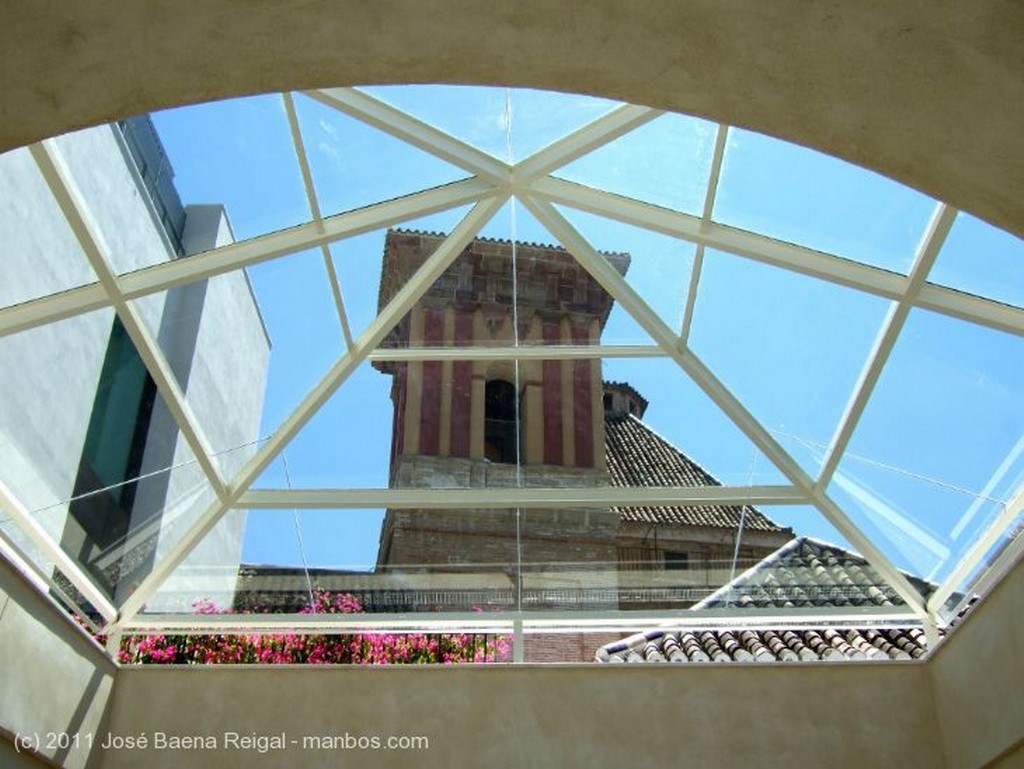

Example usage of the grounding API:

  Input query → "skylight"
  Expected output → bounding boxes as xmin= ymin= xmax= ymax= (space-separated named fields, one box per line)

xmin=0 ymin=86 xmax=1020 ymax=663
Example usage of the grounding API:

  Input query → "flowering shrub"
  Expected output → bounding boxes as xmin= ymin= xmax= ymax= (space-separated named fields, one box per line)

xmin=117 ymin=591 xmax=511 ymax=665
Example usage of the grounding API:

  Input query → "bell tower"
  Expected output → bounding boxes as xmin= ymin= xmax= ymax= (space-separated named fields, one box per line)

xmin=373 ymin=229 xmax=629 ymax=580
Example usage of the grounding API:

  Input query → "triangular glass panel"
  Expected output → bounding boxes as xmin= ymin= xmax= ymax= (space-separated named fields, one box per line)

xmin=152 ymin=94 xmax=309 ymax=243
xmin=0 ymin=144 xmax=99 ymax=307
xmin=244 ymin=249 xmax=345 ymax=447
xmin=713 ymin=127 xmax=937 ymax=273
xmin=0 ymin=307 xmax=115 ymax=529
xmin=294 ymin=91 xmax=470 ymax=218
xmin=0 ymin=302 xmax=218 ymax=608
xmin=683 ymin=505 xmax=931 ymax=624
xmin=832 ymin=307 xmax=1024 ymax=582
xmin=129 ymin=247 xmax=340 ymax=483
xmin=331 ymin=206 xmax=480 ymax=345
xmin=506 ymin=88 xmax=621 ymax=161
xmin=480 ymin=196 xmax=550 ymax=242
xmin=928 ymin=212 xmax=1024 ymax=309
xmin=253 ymin=358 xmax=395 ymax=490
xmin=552 ymin=205 xmax=696 ymax=345
xmin=137 ymin=508 xmax=250 ymax=615
xmin=600 ymin=356 xmax=789 ymax=487
xmin=555 ymin=112 xmax=717 ymax=215
xmin=827 ymin=454 xmax=1010 ymax=584
xmin=361 ymin=84 xmax=512 ymax=160
xmin=689 ymin=248 xmax=893 ymax=476
xmin=50 ymin=122 xmax=187 ymax=276
xmin=932 ymin=510 xmax=1022 ymax=627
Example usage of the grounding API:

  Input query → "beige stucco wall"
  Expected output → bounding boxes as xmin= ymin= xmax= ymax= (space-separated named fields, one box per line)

xmin=87 ymin=555 xmax=1021 ymax=769
xmin=0 ymin=558 xmax=115 ymax=769
xmin=99 ymin=661 xmax=941 ymax=769
xmin=4 ymin=556 xmax=1020 ymax=769
xmin=0 ymin=2 xmax=1021 ymax=239
xmin=931 ymin=554 xmax=1024 ymax=769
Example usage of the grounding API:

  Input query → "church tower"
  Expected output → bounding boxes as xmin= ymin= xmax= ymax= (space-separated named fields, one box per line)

xmin=372 ymin=229 xmax=628 ymax=589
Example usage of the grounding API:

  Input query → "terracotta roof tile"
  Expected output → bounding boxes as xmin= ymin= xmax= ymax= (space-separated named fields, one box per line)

xmin=604 ymin=413 xmax=786 ymax=532
xmin=596 ymin=537 xmax=938 ymax=663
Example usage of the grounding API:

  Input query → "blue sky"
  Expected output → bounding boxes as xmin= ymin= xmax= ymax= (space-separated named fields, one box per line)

xmin=147 ymin=86 xmax=1024 ymax=594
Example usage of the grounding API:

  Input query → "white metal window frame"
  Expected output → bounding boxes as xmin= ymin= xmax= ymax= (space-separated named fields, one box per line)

xmin=0 ymin=87 xmax=1019 ymax=657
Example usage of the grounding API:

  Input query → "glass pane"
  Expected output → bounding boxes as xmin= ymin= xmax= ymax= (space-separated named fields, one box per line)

xmin=362 ymin=85 xmax=510 ymax=159
xmin=293 ymin=91 xmax=468 ymax=218
xmin=0 ymin=520 xmax=105 ymax=630
xmin=0 ymin=308 xmax=118 ymax=529
xmin=714 ymin=128 xmax=936 ymax=272
xmin=360 ymin=86 xmax=620 ymax=167
xmin=0 ymin=303 xmax=219 ymax=606
xmin=556 ymin=112 xmax=716 ymax=215
xmin=602 ymin=356 xmax=789 ymax=487
xmin=255 ymin=360 xmax=392 ymax=489
xmin=689 ymin=248 xmax=893 ymax=475
xmin=935 ymin=511 xmax=1022 ymax=627
xmin=53 ymin=124 xmax=183 ymax=275
xmin=552 ymin=205 xmax=697 ymax=345
xmin=244 ymin=250 xmax=340 ymax=445
xmin=506 ymin=89 xmax=620 ymax=161
xmin=142 ymin=508 xmax=249 ymax=614
xmin=0 ymin=146 xmax=97 ymax=307
xmin=332 ymin=206 xmax=478 ymax=344
xmin=522 ymin=504 xmax=794 ymax=617
xmin=928 ymin=212 xmax=1024 ymax=309
xmin=129 ymin=254 xmax=294 ymax=482
xmin=152 ymin=95 xmax=309 ymax=242
xmin=831 ymin=309 xmax=1024 ymax=582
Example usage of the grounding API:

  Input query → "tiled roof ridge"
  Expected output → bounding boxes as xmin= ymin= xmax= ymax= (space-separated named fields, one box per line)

xmin=605 ymin=412 xmax=788 ymax=532
xmin=387 ymin=226 xmax=630 ymax=258
xmin=691 ymin=535 xmax=940 ymax=611
xmin=602 ymin=380 xmax=649 ymax=409
xmin=689 ymin=537 xmax=806 ymax=611
xmin=594 ymin=625 xmax=927 ymax=663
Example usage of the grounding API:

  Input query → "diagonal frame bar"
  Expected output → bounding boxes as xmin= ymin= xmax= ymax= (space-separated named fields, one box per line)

xmin=815 ymin=203 xmax=958 ymax=491
xmin=282 ymin=91 xmax=355 ymax=350
xmin=531 ymin=177 xmax=1024 ymax=337
xmin=113 ymin=193 xmax=509 ymax=629
xmin=520 ymin=193 xmax=930 ymax=619
xmin=927 ymin=483 xmax=1024 ymax=616
xmin=512 ymin=103 xmax=662 ymax=183
xmin=0 ymin=178 xmax=496 ymax=339
xmin=681 ymin=123 xmax=729 ymax=343
xmin=307 ymin=88 xmax=510 ymax=186
xmin=0 ymin=479 xmax=118 ymax=624
xmin=31 ymin=140 xmax=229 ymax=501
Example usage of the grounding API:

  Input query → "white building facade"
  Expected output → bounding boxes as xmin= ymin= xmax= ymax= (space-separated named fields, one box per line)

xmin=0 ymin=116 xmax=270 ymax=612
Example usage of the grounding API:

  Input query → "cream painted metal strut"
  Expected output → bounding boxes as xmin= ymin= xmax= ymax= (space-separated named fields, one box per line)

xmin=520 ymin=193 xmax=931 ymax=620
xmin=114 ymin=195 xmax=508 ymax=630
xmin=2 ymin=85 xmax=1019 ymax=648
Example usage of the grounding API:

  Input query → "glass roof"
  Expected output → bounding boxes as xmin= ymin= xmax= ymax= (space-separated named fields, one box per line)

xmin=0 ymin=86 xmax=1020 ymax=661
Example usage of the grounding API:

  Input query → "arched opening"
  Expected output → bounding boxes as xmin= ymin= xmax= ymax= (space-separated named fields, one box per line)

xmin=484 ymin=379 xmax=519 ymax=464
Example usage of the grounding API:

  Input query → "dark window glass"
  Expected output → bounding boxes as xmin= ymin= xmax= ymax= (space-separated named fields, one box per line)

xmin=63 ymin=317 xmax=157 ymax=594
xmin=664 ymin=550 xmax=690 ymax=570
xmin=484 ymin=380 xmax=518 ymax=463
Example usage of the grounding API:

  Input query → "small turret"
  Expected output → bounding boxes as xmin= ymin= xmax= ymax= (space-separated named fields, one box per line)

xmin=602 ymin=381 xmax=648 ymax=419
